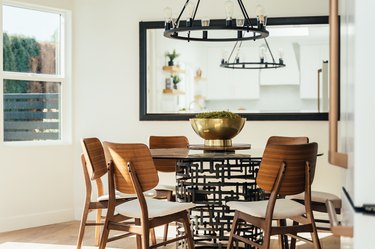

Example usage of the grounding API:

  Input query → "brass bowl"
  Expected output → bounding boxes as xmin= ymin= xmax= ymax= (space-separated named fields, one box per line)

xmin=190 ymin=117 xmax=246 ymax=147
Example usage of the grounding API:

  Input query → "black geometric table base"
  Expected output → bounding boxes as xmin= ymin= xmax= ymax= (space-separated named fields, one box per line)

xmin=175 ymin=156 xmax=264 ymax=248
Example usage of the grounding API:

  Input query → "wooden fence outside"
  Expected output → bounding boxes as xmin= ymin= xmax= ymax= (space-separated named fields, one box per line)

xmin=4 ymin=93 xmax=60 ymax=141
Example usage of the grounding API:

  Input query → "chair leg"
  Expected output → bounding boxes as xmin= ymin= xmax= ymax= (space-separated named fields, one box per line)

xmin=290 ymin=221 xmax=298 ymax=249
xmin=142 ymin=227 xmax=150 ymax=249
xmin=306 ymin=210 xmax=322 ymax=249
xmin=135 ymin=218 xmax=142 ymax=249
xmin=140 ymin=217 xmax=150 ymax=249
xmin=277 ymin=219 xmax=283 ymax=249
xmin=163 ymin=223 xmax=169 ymax=242
xmin=136 ymin=235 xmax=142 ymax=249
xmin=95 ymin=208 xmax=103 ymax=245
xmin=262 ymin=224 xmax=272 ymax=249
xmin=310 ymin=219 xmax=322 ymax=249
xmin=164 ymin=191 xmax=173 ymax=243
xmin=150 ymin=228 xmax=157 ymax=245
xmin=277 ymin=219 xmax=289 ymax=249
xmin=227 ymin=211 xmax=240 ymax=249
xmin=98 ymin=219 xmax=110 ymax=249
xmin=76 ymin=204 xmax=90 ymax=249
xmin=181 ymin=211 xmax=194 ymax=249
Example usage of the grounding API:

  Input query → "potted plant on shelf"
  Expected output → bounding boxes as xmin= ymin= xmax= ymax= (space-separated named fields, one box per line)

xmin=165 ymin=49 xmax=179 ymax=66
xmin=190 ymin=111 xmax=246 ymax=147
xmin=172 ymin=75 xmax=181 ymax=89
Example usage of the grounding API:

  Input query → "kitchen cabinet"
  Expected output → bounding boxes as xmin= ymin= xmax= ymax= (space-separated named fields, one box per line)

xmin=300 ymin=44 xmax=329 ymax=99
xmin=259 ymin=41 xmax=299 ymax=86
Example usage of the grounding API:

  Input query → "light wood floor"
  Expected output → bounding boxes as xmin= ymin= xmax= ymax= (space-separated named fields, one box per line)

xmin=0 ymin=220 xmax=339 ymax=248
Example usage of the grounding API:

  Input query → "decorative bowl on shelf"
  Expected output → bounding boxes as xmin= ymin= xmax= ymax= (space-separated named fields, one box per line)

xmin=190 ymin=111 xmax=246 ymax=147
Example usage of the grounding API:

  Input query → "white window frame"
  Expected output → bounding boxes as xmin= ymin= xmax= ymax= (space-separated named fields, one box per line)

xmin=0 ymin=0 xmax=72 ymax=145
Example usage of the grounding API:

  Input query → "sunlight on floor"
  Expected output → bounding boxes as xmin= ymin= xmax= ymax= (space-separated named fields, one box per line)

xmin=294 ymin=232 xmax=332 ymax=246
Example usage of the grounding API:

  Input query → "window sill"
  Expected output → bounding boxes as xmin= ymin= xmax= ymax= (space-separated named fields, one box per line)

xmin=2 ymin=140 xmax=72 ymax=147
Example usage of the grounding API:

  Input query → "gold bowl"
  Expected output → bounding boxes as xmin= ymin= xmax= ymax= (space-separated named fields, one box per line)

xmin=190 ymin=117 xmax=246 ymax=147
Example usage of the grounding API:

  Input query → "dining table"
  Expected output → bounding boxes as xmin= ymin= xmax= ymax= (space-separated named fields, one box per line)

xmin=150 ymin=144 xmax=265 ymax=249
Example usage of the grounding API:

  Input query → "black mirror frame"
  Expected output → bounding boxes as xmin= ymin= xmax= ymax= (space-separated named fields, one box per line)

xmin=139 ymin=16 xmax=332 ymax=121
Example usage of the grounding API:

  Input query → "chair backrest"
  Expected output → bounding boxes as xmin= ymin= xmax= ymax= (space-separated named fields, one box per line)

xmin=149 ymin=136 xmax=189 ymax=172
xmin=266 ymin=136 xmax=315 ymax=185
xmin=103 ymin=142 xmax=159 ymax=194
xmin=257 ymin=143 xmax=318 ymax=196
xmin=81 ymin=137 xmax=108 ymax=180
xmin=266 ymin=136 xmax=309 ymax=146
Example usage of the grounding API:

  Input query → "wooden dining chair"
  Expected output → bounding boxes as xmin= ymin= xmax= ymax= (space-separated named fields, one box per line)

xmin=289 ymin=191 xmax=341 ymax=230
xmin=77 ymin=137 xmax=133 ymax=249
xmin=99 ymin=142 xmax=195 ymax=249
xmin=149 ymin=135 xmax=189 ymax=197
xmin=226 ymin=143 xmax=321 ymax=249
xmin=266 ymin=136 xmax=309 ymax=146
xmin=267 ymin=136 xmax=342 ymax=232
xmin=149 ymin=136 xmax=189 ymax=241
xmin=266 ymin=136 xmax=310 ymax=247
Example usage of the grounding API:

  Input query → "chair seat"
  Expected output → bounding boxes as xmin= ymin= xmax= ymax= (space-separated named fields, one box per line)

xmin=227 ymin=199 xmax=306 ymax=220
xmin=289 ymin=191 xmax=341 ymax=208
xmin=116 ymin=198 xmax=195 ymax=219
xmin=155 ymin=184 xmax=176 ymax=192
xmin=97 ymin=190 xmax=155 ymax=202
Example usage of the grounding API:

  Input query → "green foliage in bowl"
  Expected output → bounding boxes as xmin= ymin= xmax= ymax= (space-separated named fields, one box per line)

xmin=194 ymin=111 xmax=241 ymax=119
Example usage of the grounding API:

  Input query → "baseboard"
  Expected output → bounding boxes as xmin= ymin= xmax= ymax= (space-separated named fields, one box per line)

xmin=0 ymin=208 xmax=74 ymax=233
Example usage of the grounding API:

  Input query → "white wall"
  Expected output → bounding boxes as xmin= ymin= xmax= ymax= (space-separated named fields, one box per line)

xmin=0 ymin=0 xmax=345 ymax=233
xmin=0 ymin=0 xmax=74 ymax=232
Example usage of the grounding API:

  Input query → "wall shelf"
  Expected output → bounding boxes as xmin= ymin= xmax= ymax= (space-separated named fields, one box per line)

xmin=162 ymin=89 xmax=185 ymax=95
xmin=162 ymin=66 xmax=185 ymax=73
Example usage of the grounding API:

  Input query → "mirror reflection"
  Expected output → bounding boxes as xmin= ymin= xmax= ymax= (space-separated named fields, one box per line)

xmin=141 ymin=17 xmax=330 ymax=120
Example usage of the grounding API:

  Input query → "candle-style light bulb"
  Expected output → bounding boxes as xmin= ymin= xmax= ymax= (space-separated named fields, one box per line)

xmin=172 ymin=12 xmax=181 ymax=28
xmin=259 ymin=46 xmax=266 ymax=63
xmin=164 ymin=7 xmax=172 ymax=22
xmin=256 ymin=5 xmax=267 ymax=28
xmin=236 ymin=17 xmax=245 ymax=38
xmin=224 ymin=0 xmax=234 ymax=26
xmin=236 ymin=18 xmax=245 ymax=27
xmin=278 ymin=48 xmax=284 ymax=64
xmin=201 ymin=17 xmax=210 ymax=39
xmin=224 ymin=0 xmax=234 ymax=20
xmin=221 ymin=50 xmax=228 ymax=64
xmin=235 ymin=45 xmax=242 ymax=63
xmin=255 ymin=5 xmax=265 ymax=18
xmin=186 ymin=2 xmax=194 ymax=18
xmin=164 ymin=7 xmax=172 ymax=29
xmin=201 ymin=17 xmax=210 ymax=27
xmin=186 ymin=2 xmax=194 ymax=27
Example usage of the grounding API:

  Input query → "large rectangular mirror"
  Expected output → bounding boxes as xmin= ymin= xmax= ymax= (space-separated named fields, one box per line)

xmin=140 ymin=16 xmax=331 ymax=120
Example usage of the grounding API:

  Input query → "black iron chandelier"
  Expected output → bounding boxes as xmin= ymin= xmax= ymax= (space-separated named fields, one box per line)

xmin=220 ymin=38 xmax=286 ymax=69
xmin=163 ymin=0 xmax=269 ymax=42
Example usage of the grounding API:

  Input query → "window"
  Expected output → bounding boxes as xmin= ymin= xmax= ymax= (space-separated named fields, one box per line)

xmin=1 ymin=2 xmax=70 ymax=142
